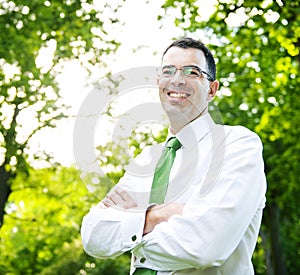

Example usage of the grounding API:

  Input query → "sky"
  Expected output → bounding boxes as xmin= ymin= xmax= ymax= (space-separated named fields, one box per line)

xmin=27 ymin=0 xmax=218 ymax=167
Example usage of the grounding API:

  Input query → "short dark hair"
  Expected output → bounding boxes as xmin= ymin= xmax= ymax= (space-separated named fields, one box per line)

xmin=162 ymin=37 xmax=216 ymax=81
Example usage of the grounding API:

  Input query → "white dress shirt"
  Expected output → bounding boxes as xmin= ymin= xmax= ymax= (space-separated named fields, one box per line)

xmin=81 ymin=114 xmax=267 ymax=275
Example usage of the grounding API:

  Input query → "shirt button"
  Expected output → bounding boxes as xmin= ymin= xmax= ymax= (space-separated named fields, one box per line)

xmin=131 ymin=235 xmax=137 ymax=241
xmin=140 ymin=257 xmax=146 ymax=263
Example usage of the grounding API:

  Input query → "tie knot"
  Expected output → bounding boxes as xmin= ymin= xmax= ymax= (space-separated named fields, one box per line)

xmin=166 ymin=137 xmax=182 ymax=151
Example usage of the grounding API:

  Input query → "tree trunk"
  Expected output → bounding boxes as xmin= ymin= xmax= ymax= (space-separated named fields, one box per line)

xmin=0 ymin=165 xmax=11 ymax=228
xmin=266 ymin=203 xmax=288 ymax=275
xmin=260 ymin=227 xmax=274 ymax=275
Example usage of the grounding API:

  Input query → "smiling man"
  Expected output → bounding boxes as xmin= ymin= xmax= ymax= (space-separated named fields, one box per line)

xmin=157 ymin=40 xmax=219 ymax=134
xmin=81 ymin=37 xmax=267 ymax=275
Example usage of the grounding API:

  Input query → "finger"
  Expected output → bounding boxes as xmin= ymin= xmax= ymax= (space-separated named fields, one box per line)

xmin=102 ymin=196 xmax=115 ymax=207
xmin=97 ymin=202 xmax=108 ymax=209
xmin=115 ymin=189 xmax=137 ymax=208
xmin=116 ymin=188 xmax=135 ymax=202
xmin=107 ymin=191 xmax=124 ymax=205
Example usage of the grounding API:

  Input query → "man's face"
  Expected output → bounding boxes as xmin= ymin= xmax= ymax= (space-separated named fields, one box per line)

xmin=158 ymin=46 xmax=218 ymax=129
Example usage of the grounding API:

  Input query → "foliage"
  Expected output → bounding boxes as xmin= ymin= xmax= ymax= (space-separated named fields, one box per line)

xmin=0 ymin=0 xmax=127 ymax=272
xmin=0 ymin=166 xmax=131 ymax=274
xmin=0 ymin=0 xmax=122 ymax=227
xmin=0 ymin=124 xmax=168 ymax=274
xmin=161 ymin=0 xmax=300 ymax=274
xmin=1 ymin=0 xmax=299 ymax=274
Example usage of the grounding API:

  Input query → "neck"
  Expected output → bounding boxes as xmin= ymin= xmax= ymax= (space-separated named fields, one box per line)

xmin=168 ymin=108 xmax=208 ymax=134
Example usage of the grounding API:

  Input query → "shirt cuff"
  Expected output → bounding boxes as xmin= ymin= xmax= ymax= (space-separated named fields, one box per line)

xmin=121 ymin=207 xmax=147 ymax=248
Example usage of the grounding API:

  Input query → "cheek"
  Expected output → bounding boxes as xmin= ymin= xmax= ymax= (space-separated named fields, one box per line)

xmin=157 ymin=78 xmax=164 ymax=90
xmin=158 ymin=86 xmax=165 ymax=99
xmin=191 ymin=91 xmax=210 ymax=108
xmin=193 ymin=83 xmax=209 ymax=98
xmin=198 ymin=82 xmax=210 ymax=97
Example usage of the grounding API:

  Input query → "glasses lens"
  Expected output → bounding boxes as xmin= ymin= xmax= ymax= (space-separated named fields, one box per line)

xmin=182 ymin=66 xmax=201 ymax=77
xmin=161 ymin=66 xmax=176 ymax=77
xmin=159 ymin=65 xmax=210 ymax=80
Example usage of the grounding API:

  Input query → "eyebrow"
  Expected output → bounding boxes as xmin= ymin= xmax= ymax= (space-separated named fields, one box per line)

xmin=161 ymin=65 xmax=201 ymax=68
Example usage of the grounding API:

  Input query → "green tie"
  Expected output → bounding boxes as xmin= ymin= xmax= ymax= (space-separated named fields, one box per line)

xmin=133 ymin=267 xmax=157 ymax=275
xmin=149 ymin=137 xmax=182 ymax=204
xmin=133 ymin=137 xmax=182 ymax=275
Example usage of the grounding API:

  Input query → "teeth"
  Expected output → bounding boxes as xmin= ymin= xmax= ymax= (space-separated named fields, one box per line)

xmin=169 ymin=92 xmax=188 ymax=98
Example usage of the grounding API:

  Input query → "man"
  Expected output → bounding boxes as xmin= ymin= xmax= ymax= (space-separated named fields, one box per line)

xmin=81 ymin=37 xmax=267 ymax=274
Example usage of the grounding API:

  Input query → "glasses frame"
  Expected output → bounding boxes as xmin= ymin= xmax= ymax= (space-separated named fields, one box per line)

xmin=158 ymin=65 xmax=214 ymax=82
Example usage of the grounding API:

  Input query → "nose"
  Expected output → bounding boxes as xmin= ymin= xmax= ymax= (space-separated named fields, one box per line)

xmin=170 ymin=70 xmax=186 ymax=85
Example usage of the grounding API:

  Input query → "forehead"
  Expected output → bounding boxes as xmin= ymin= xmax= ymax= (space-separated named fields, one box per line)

xmin=162 ymin=46 xmax=207 ymax=67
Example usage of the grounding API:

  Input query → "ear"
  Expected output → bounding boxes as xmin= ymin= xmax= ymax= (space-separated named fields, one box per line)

xmin=207 ymin=80 xmax=219 ymax=101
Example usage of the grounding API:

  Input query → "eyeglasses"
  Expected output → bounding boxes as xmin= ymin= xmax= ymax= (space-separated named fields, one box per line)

xmin=158 ymin=65 xmax=214 ymax=82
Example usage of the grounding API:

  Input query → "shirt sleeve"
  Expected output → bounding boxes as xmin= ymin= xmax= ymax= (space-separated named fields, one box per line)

xmin=80 ymin=145 xmax=156 ymax=259
xmin=133 ymin=128 xmax=267 ymax=271
xmin=81 ymin=205 xmax=146 ymax=259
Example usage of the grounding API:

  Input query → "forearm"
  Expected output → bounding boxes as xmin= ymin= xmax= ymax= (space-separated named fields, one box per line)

xmin=135 ymin=195 xmax=265 ymax=270
xmin=81 ymin=198 xmax=185 ymax=258
xmin=143 ymin=203 xmax=184 ymax=235
xmin=81 ymin=205 xmax=146 ymax=258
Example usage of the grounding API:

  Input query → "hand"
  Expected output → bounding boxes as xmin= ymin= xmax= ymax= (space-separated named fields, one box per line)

xmin=100 ymin=188 xmax=137 ymax=209
xmin=143 ymin=203 xmax=184 ymax=235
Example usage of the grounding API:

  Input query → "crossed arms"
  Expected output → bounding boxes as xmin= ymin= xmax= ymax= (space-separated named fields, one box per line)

xmin=99 ymin=187 xmax=184 ymax=235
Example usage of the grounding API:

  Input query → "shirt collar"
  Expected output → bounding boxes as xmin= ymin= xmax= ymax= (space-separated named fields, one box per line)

xmin=166 ymin=113 xmax=216 ymax=151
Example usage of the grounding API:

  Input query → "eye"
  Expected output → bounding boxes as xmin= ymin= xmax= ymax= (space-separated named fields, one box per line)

xmin=162 ymin=66 xmax=175 ymax=76
xmin=183 ymin=67 xmax=201 ymax=77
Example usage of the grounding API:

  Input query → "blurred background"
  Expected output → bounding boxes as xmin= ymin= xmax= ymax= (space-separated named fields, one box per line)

xmin=0 ymin=0 xmax=299 ymax=274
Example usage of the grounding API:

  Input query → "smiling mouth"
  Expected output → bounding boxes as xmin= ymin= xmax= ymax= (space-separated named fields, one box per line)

xmin=167 ymin=91 xmax=190 ymax=98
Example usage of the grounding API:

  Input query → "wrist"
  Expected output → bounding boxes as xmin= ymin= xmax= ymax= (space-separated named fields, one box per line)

xmin=143 ymin=205 xmax=163 ymax=235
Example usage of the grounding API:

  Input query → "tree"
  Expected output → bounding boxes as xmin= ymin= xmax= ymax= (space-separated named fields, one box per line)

xmin=1 ymin=0 xmax=299 ymax=273
xmin=0 ymin=166 xmax=131 ymax=274
xmin=160 ymin=0 xmax=300 ymax=274
xmin=0 ymin=126 xmax=167 ymax=274
xmin=0 ymin=0 xmax=122 ymax=227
